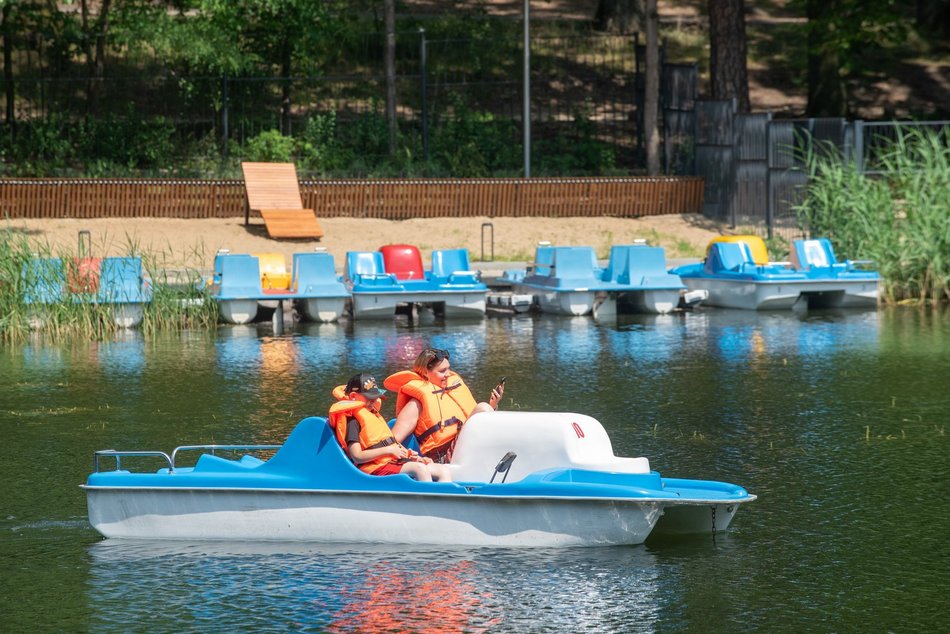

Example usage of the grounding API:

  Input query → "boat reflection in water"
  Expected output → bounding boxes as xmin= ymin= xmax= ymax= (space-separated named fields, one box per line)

xmin=86 ymin=540 xmax=663 ymax=632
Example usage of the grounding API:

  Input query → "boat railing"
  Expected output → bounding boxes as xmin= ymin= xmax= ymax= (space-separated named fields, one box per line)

xmin=93 ymin=444 xmax=281 ymax=473
xmin=170 ymin=444 xmax=281 ymax=472
xmin=94 ymin=450 xmax=172 ymax=473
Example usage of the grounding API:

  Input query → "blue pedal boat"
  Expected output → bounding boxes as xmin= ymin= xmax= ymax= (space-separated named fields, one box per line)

xmin=670 ymin=236 xmax=880 ymax=310
xmin=211 ymin=250 xmax=349 ymax=324
xmin=82 ymin=411 xmax=755 ymax=547
xmin=22 ymin=255 xmax=152 ymax=328
xmin=506 ymin=242 xmax=688 ymax=317
xmin=345 ymin=244 xmax=487 ymax=319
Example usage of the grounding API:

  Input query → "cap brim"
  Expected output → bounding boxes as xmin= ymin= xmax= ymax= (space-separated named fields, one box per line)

xmin=363 ymin=389 xmax=386 ymax=399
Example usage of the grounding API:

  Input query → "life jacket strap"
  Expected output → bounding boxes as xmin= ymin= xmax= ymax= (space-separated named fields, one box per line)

xmin=366 ymin=437 xmax=397 ymax=450
xmin=431 ymin=382 xmax=462 ymax=395
xmin=416 ymin=416 xmax=462 ymax=443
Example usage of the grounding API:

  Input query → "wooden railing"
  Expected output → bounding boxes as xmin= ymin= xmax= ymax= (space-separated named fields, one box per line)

xmin=0 ymin=177 xmax=703 ymax=219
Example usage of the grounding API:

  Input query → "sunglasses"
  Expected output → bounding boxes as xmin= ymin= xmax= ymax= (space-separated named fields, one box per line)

xmin=426 ymin=348 xmax=450 ymax=368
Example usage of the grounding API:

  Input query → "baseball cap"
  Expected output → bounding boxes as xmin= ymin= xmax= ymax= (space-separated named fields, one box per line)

xmin=345 ymin=373 xmax=386 ymax=400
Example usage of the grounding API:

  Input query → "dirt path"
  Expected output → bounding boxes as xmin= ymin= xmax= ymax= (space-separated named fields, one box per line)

xmin=5 ymin=214 xmax=731 ymax=271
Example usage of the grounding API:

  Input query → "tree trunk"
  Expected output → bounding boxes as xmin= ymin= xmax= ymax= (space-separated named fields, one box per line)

xmin=2 ymin=3 xmax=13 ymax=128
xmin=384 ymin=0 xmax=397 ymax=154
xmin=916 ymin=0 xmax=950 ymax=36
xmin=595 ymin=0 xmax=639 ymax=33
xmin=80 ymin=0 xmax=113 ymax=115
xmin=644 ymin=0 xmax=660 ymax=175
xmin=281 ymin=37 xmax=292 ymax=134
xmin=806 ymin=0 xmax=846 ymax=117
xmin=708 ymin=0 xmax=750 ymax=113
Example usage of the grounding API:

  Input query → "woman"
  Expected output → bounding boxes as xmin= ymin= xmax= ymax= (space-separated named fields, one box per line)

xmin=385 ymin=348 xmax=504 ymax=463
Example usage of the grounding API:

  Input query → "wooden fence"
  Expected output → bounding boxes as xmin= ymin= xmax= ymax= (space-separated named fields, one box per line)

xmin=0 ymin=177 xmax=704 ymax=220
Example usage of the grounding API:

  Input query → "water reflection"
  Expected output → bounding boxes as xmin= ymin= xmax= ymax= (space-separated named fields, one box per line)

xmin=86 ymin=541 xmax=662 ymax=632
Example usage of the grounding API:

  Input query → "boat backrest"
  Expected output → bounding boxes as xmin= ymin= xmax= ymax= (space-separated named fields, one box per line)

xmin=21 ymin=257 xmax=66 ymax=304
xmin=533 ymin=244 xmax=555 ymax=276
xmin=346 ymin=251 xmax=384 ymax=281
xmin=604 ymin=244 xmax=669 ymax=284
xmin=707 ymin=235 xmax=768 ymax=265
xmin=705 ymin=242 xmax=754 ymax=274
xmin=293 ymin=251 xmax=344 ymax=294
xmin=265 ymin=417 xmax=351 ymax=474
xmin=380 ymin=244 xmax=426 ymax=280
xmin=430 ymin=248 xmax=471 ymax=279
xmin=449 ymin=411 xmax=650 ymax=483
xmin=790 ymin=238 xmax=837 ymax=270
xmin=97 ymin=256 xmax=149 ymax=303
xmin=552 ymin=247 xmax=599 ymax=283
xmin=217 ymin=254 xmax=263 ymax=297
xmin=252 ymin=252 xmax=291 ymax=290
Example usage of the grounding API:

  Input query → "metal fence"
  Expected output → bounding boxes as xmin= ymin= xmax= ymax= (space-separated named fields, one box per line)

xmin=661 ymin=71 xmax=950 ymax=243
xmin=2 ymin=30 xmax=641 ymax=168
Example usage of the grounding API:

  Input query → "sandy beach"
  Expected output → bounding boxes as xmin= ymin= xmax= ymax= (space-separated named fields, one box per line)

xmin=5 ymin=214 xmax=731 ymax=272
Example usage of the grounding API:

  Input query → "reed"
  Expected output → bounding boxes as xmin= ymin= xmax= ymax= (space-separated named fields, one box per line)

xmin=796 ymin=126 xmax=950 ymax=304
xmin=0 ymin=230 xmax=218 ymax=343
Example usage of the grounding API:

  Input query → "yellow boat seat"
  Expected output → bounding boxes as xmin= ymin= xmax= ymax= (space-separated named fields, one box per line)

xmin=252 ymin=252 xmax=292 ymax=290
xmin=706 ymin=235 xmax=769 ymax=265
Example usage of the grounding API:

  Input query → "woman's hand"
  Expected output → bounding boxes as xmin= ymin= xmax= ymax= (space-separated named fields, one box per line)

xmin=489 ymin=383 xmax=505 ymax=409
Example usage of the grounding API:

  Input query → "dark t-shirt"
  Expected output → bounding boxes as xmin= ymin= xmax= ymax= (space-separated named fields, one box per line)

xmin=345 ymin=417 xmax=361 ymax=447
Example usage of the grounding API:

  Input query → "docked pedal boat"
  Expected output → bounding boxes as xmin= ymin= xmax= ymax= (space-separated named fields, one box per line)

xmin=83 ymin=411 xmax=755 ymax=547
xmin=670 ymin=236 xmax=879 ymax=311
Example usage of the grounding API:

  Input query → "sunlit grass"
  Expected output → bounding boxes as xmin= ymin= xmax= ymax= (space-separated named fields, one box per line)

xmin=0 ymin=230 xmax=217 ymax=343
xmin=796 ymin=126 xmax=950 ymax=304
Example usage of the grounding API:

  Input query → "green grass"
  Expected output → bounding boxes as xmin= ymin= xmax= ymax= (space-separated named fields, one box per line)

xmin=0 ymin=231 xmax=217 ymax=343
xmin=796 ymin=126 xmax=950 ymax=304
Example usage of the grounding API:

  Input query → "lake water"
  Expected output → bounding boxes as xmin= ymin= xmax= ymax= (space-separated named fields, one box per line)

xmin=1 ymin=307 xmax=947 ymax=631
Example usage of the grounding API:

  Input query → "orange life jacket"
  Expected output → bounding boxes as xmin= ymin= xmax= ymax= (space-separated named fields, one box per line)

xmin=327 ymin=399 xmax=400 ymax=475
xmin=384 ymin=370 xmax=477 ymax=456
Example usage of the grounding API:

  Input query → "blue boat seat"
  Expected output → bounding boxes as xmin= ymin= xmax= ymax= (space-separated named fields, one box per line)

xmin=98 ymin=257 xmax=150 ymax=304
xmin=705 ymin=242 xmax=755 ymax=274
xmin=533 ymin=244 xmax=555 ymax=276
xmin=22 ymin=257 xmax=66 ymax=304
xmin=552 ymin=247 xmax=599 ymax=284
xmin=217 ymin=254 xmax=263 ymax=299
xmin=345 ymin=251 xmax=397 ymax=286
xmin=791 ymin=238 xmax=838 ymax=270
xmin=387 ymin=418 xmax=421 ymax=452
xmin=431 ymin=249 xmax=478 ymax=284
xmin=292 ymin=252 xmax=346 ymax=295
xmin=605 ymin=245 xmax=672 ymax=284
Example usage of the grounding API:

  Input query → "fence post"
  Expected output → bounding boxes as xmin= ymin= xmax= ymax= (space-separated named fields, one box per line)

xmin=853 ymin=119 xmax=864 ymax=174
xmin=419 ymin=28 xmax=428 ymax=163
xmin=221 ymin=74 xmax=229 ymax=158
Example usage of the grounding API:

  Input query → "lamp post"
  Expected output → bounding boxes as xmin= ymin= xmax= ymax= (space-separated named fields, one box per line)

xmin=523 ymin=0 xmax=531 ymax=178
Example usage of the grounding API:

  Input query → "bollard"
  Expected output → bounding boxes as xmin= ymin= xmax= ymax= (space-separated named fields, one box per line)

xmin=481 ymin=222 xmax=494 ymax=262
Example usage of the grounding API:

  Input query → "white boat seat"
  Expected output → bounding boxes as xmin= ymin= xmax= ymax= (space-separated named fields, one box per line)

xmin=449 ymin=411 xmax=650 ymax=483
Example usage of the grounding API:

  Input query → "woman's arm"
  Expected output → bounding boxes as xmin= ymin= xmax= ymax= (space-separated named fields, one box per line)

xmin=392 ymin=398 xmax=421 ymax=443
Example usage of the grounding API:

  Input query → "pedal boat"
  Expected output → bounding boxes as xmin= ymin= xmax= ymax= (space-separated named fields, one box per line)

xmin=345 ymin=245 xmax=487 ymax=320
xmin=83 ymin=411 xmax=755 ymax=547
xmin=669 ymin=236 xmax=879 ymax=311
xmin=22 ymin=255 xmax=152 ymax=328
xmin=211 ymin=250 xmax=349 ymax=324
xmin=507 ymin=242 xmax=689 ymax=318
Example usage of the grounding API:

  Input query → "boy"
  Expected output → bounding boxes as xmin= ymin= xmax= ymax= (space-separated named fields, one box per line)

xmin=328 ymin=373 xmax=452 ymax=482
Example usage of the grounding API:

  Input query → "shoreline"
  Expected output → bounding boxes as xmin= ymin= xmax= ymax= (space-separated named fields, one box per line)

xmin=4 ymin=214 xmax=731 ymax=272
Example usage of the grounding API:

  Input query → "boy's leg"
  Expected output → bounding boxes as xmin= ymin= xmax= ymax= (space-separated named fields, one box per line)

xmin=428 ymin=463 xmax=452 ymax=482
xmin=399 ymin=461 xmax=432 ymax=482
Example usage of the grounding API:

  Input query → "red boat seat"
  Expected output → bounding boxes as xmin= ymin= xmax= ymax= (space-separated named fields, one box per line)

xmin=379 ymin=244 xmax=426 ymax=280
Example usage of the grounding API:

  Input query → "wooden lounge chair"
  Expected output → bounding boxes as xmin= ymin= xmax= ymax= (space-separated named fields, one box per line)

xmin=241 ymin=162 xmax=324 ymax=239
